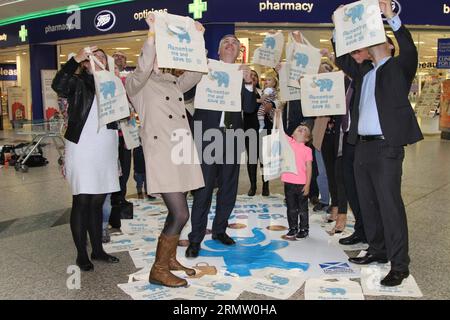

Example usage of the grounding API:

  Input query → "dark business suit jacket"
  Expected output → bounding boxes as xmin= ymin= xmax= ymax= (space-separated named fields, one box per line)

xmin=334 ymin=25 xmax=423 ymax=147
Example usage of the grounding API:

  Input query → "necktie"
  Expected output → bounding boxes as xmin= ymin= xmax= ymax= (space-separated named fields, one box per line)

xmin=342 ymin=81 xmax=354 ymax=132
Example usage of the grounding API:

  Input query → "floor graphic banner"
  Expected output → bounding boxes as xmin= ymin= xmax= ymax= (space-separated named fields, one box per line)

xmin=113 ymin=195 xmax=420 ymax=300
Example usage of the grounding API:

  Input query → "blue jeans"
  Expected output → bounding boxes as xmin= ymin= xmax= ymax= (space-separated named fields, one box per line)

xmin=315 ymin=149 xmax=330 ymax=205
xmin=102 ymin=193 xmax=112 ymax=231
xmin=134 ymin=172 xmax=146 ymax=193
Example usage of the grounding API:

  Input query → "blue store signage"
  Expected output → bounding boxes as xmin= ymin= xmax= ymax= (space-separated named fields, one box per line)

xmin=0 ymin=0 xmax=449 ymax=49
xmin=0 ymin=64 xmax=18 ymax=81
xmin=437 ymin=38 xmax=450 ymax=69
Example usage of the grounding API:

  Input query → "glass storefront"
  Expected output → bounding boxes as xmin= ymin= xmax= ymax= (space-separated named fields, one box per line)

xmin=0 ymin=45 xmax=30 ymax=129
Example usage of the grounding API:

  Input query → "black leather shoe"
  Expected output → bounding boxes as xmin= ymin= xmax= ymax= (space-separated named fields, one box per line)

xmin=91 ymin=253 xmax=120 ymax=263
xmin=185 ymin=242 xmax=200 ymax=258
xmin=247 ymin=187 xmax=256 ymax=197
xmin=76 ymin=258 xmax=94 ymax=272
xmin=339 ymin=233 xmax=367 ymax=245
xmin=349 ymin=253 xmax=388 ymax=265
xmin=380 ymin=270 xmax=410 ymax=287
xmin=212 ymin=233 xmax=236 ymax=245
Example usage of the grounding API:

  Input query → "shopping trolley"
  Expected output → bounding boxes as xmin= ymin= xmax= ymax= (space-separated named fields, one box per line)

xmin=12 ymin=119 xmax=66 ymax=172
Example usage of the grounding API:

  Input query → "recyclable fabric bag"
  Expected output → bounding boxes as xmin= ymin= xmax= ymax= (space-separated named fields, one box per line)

xmin=154 ymin=12 xmax=208 ymax=73
xmin=262 ymin=117 xmax=297 ymax=182
xmin=334 ymin=0 xmax=386 ymax=57
xmin=194 ymin=59 xmax=243 ymax=112
xmin=90 ymin=54 xmax=130 ymax=131
xmin=286 ymin=33 xmax=322 ymax=88
xmin=300 ymin=71 xmax=347 ymax=117
xmin=252 ymin=32 xmax=285 ymax=68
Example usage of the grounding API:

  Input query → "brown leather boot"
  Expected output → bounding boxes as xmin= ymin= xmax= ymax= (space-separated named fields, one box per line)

xmin=149 ymin=234 xmax=188 ymax=287
xmin=169 ymin=236 xmax=196 ymax=276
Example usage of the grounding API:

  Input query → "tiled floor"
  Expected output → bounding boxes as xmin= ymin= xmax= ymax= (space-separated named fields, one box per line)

xmin=1 ymin=129 xmax=449 ymax=300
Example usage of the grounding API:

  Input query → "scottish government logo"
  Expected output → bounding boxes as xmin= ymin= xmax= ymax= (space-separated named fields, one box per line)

xmin=95 ymin=10 xmax=116 ymax=32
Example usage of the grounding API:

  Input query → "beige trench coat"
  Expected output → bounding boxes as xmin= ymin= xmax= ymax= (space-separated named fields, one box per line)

xmin=126 ymin=39 xmax=205 ymax=194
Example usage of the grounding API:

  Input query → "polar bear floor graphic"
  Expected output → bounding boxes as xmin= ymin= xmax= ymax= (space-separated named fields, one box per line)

xmin=312 ymin=78 xmax=334 ymax=92
xmin=344 ymin=4 xmax=365 ymax=24
xmin=293 ymin=53 xmax=309 ymax=68
xmin=100 ymin=81 xmax=116 ymax=99
xmin=199 ymin=228 xmax=310 ymax=276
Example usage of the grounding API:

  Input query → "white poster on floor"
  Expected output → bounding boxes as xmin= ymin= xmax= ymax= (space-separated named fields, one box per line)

xmin=118 ymin=281 xmax=184 ymax=300
xmin=194 ymin=59 xmax=243 ymax=112
xmin=129 ymin=247 xmax=156 ymax=269
xmin=247 ymin=268 xmax=307 ymax=299
xmin=301 ymin=71 xmax=347 ymax=117
xmin=252 ymin=32 xmax=285 ymax=68
xmin=177 ymin=275 xmax=244 ymax=300
xmin=154 ymin=12 xmax=208 ymax=73
xmin=360 ymin=265 xmax=423 ymax=298
xmin=41 ymin=70 xmax=59 ymax=120
xmin=334 ymin=0 xmax=386 ymax=57
xmin=305 ymin=278 xmax=365 ymax=300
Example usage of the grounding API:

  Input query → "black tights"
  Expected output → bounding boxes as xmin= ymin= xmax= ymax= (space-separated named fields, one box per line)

xmin=70 ymin=194 xmax=107 ymax=263
xmin=161 ymin=192 xmax=190 ymax=236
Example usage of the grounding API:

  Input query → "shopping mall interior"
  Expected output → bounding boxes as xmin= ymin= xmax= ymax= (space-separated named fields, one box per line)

xmin=0 ymin=0 xmax=449 ymax=302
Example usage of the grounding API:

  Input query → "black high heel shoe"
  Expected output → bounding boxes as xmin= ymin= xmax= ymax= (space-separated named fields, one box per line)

xmin=76 ymin=258 xmax=94 ymax=272
xmin=91 ymin=253 xmax=120 ymax=263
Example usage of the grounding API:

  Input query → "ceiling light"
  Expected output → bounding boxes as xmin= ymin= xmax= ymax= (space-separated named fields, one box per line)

xmin=414 ymin=41 xmax=425 ymax=45
xmin=135 ymin=39 xmax=142 ymax=41
xmin=60 ymin=54 xmax=66 ymax=57
xmin=115 ymin=47 xmax=130 ymax=50
xmin=4 ymin=60 xmax=16 ymax=63
xmin=320 ymin=39 xmax=329 ymax=43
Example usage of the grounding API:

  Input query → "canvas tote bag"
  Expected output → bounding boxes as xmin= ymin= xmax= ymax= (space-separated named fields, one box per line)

xmin=89 ymin=54 xmax=130 ymax=131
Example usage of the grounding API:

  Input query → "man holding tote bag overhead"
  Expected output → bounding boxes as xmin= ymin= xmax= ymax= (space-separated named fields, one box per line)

xmin=185 ymin=35 xmax=258 ymax=258
xmin=332 ymin=0 xmax=423 ymax=287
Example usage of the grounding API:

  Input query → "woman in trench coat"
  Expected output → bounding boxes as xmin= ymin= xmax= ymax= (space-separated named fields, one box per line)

xmin=126 ymin=14 xmax=205 ymax=287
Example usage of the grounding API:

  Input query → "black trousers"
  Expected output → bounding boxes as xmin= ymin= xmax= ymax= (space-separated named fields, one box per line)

xmin=111 ymin=135 xmax=132 ymax=204
xmin=342 ymin=134 xmax=366 ymax=240
xmin=354 ymin=140 xmax=409 ymax=272
xmin=309 ymin=146 xmax=319 ymax=200
xmin=189 ymin=130 xmax=241 ymax=244
xmin=245 ymin=127 xmax=262 ymax=188
xmin=284 ymin=183 xmax=309 ymax=231
xmin=322 ymin=133 xmax=347 ymax=213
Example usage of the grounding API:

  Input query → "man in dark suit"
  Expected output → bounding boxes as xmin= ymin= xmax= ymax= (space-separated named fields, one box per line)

xmin=333 ymin=0 xmax=423 ymax=286
xmin=338 ymin=50 xmax=370 ymax=246
xmin=186 ymin=35 xmax=258 ymax=258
